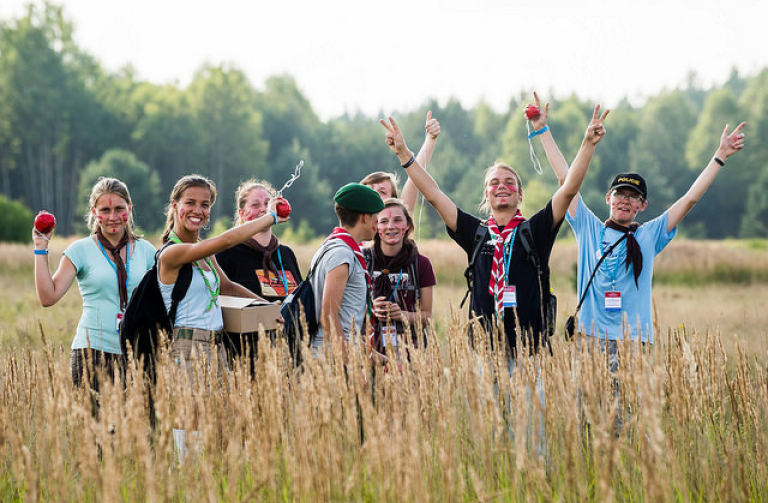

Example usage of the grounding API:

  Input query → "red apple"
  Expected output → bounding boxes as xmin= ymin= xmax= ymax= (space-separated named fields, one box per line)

xmin=34 ymin=210 xmax=56 ymax=234
xmin=276 ymin=199 xmax=291 ymax=218
xmin=524 ymin=105 xmax=541 ymax=121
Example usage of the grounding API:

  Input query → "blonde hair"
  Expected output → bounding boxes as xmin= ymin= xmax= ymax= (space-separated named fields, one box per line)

xmin=85 ymin=177 xmax=139 ymax=240
xmin=161 ymin=174 xmax=217 ymax=243
xmin=233 ymin=179 xmax=275 ymax=225
xmin=479 ymin=162 xmax=523 ymax=215
xmin=360 ymin=171 xmax=399 ymax=199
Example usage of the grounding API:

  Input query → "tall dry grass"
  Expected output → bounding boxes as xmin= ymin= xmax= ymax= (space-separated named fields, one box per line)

xmin=1 ymin=323 xmax=766 ymax=501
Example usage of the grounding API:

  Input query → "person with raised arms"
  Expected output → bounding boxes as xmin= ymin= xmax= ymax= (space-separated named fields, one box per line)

xmin=548 ymin=120 xmax=746 ymax=359
xmin=380 ymin=97 xmax=609 ymax=358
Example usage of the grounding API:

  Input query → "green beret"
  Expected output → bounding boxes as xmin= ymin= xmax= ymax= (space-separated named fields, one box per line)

xmin=333 ymin=183 xmax=385 ymax=213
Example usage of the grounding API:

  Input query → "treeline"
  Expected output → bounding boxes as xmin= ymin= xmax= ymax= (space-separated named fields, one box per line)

xmin=2 ymin=3 xmax=768 ymax=241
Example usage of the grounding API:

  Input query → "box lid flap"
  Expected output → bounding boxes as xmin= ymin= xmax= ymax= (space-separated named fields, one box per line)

xmin=218 ymin=295 xmax=272 ymax=309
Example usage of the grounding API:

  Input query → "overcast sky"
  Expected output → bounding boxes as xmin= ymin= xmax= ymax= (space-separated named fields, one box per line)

xmin=1 ymin=0 xmax=765 ymax=121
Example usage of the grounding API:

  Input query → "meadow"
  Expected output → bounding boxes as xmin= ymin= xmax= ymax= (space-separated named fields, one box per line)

xmin=0 ymin=238 xmax=767 ymax=502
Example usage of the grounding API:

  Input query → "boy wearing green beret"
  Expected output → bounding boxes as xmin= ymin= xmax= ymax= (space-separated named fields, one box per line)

xmin=309 ymin=183 xmax=385 ymax=359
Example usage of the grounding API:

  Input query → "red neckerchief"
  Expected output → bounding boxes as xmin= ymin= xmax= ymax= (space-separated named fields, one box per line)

xmin=326 ymin=228 xmax=374 ymax=345
xmin=487 ymin=211 xmax=525 ymax=317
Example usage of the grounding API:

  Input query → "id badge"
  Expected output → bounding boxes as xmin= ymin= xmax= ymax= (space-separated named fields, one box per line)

xmin=116 ymin=312 xmax=124 ymax=334
xmin=381 ymin=325 xmax=398 ymax=347
xmin=502 ymin=285 xmax=517 ymax=308
xmin=605 ymin=291 xmax=622 ymax=312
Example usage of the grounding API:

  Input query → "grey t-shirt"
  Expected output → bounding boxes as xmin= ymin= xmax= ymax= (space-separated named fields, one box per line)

xmin=310 ymin=241 xmax=367 ymax=349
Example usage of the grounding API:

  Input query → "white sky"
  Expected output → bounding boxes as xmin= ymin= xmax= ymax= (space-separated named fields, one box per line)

xmin=1 ymin=0 xmax=765 ymax=121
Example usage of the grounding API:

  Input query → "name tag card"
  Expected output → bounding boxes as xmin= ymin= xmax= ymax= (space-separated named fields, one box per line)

xmin=605 ymin=291 xmax=622 ymax=312
xmin=502 ymin=285 xmax=517 ymax=308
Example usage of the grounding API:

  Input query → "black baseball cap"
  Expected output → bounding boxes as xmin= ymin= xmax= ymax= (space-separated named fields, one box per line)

xmin=608 ymin=173 xmax=647 ymax=199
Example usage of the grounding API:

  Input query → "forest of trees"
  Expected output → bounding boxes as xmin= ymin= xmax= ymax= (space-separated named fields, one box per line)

xmin=2 ymin=3 xmax=768 ymax=242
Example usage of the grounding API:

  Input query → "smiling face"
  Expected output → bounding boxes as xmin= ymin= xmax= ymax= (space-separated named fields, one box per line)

xmin=239 ymin=187 xmax=271 ymax=223
xmin=484 ymin=166 xmax=522 ymax=211
xmin=377 ymin=204 xmax=411 ymax=247
xmin=174 ymin=185 xmax=213 ymax=233
xmin=606 ymin=187 xmax=648 ymax=225
xmin=91 ymin=193 xmax=131 ymax=237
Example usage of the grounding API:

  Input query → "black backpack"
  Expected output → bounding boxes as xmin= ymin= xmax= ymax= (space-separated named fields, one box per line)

xmin=279 ymin=244 xmax=334 ymax=364
xmin=460 ymin=219 xmax=556 ymax=340
xmin=119 ymin=241 xmax=193 ymax=377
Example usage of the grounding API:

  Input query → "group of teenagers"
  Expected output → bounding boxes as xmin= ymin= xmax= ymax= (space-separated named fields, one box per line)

xmin=33 ymin=93 xmax=747 ymax=390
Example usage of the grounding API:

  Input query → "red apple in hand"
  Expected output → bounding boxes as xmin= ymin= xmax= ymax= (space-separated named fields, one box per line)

xmin=524 ymin=105 xmax=541 ymax=121
xmin=276 ymin=199 xmax=291 ymax=218
xmin=34 ymin=210 xmax=56 ymax=234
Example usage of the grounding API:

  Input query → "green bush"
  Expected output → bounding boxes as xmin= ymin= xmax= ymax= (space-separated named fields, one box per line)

xmin=0 ymin=194 xmax=33 ymax=243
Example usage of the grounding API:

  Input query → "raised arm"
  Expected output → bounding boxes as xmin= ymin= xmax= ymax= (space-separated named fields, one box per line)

xmin=529 ymin=92 xmax=570 ymax=186
xmin=550 ymin=105 xmax=610 ymax=223
xmin=161 ymin=197 xmax=289 ymax=272
xmin=666 ymin=122 xmax=746 ymax=232
xmin=381 ymin=117 xmax=459 ymax=232
xmin=401 ymin=111 xmax=441 ymax=213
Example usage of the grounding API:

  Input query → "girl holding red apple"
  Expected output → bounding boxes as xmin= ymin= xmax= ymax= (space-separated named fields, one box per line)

xmin=33 ymin=177 xmax=157 ymax=387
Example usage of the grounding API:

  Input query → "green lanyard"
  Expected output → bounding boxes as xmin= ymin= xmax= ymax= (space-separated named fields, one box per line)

xmin=168 ymin=232 xmax=220 ymax=312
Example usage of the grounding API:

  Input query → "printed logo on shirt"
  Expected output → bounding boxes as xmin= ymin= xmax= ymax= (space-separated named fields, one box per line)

xmin=256 ymin=269 xmax=298 ymax=298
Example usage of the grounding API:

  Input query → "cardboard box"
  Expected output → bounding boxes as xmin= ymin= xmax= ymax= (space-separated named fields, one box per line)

xmin=219 ymin=295 xmax=281 ymax=333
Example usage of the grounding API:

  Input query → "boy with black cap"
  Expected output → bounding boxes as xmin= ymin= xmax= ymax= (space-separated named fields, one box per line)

xmin=549 ymin=122 xmax=746 ymax=351
xmin=310 ymin=183 xmax=385 ymax=357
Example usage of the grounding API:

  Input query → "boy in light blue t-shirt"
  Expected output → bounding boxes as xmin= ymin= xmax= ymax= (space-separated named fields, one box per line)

xmin=546 ymin=121 xmax=747 ymax=346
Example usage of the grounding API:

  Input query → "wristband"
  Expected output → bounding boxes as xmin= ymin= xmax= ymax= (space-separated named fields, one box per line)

xmin=34 ymin=249 xmax=49 ymax=255
xmin=713 ymin=156 xmax=725 ymax=167
xmin=527 ymin=125 xmax=549 ymax=139
xmin=401 ymin=155 xmax=416 ymax=169
xmin=268 ymin=210 xmax=278 ymax=225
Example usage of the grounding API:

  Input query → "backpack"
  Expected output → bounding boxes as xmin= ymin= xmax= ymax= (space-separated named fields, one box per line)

xmin=460 ymin=219 xmax=556 ymax=340
xmin=279 ymin=244 xmax=334 ymax=364
xmin=119 ymin=241 xmax=193 ymax=378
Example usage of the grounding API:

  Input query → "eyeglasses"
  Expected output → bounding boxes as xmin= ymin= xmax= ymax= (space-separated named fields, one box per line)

xmin=611 ymin=190 xmax=644 ymax=203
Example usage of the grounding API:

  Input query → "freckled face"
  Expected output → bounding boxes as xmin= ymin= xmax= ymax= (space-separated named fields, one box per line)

xmin=174 ymin=186 xmax=212 ymax=233
xmin=377 ymin=206 xmax=410 ymax=246
xmin=239 ymin=188 xmax=271 ymax=222
xmin=92 ymin=193 xmax=131 ymax=236
xmin=368 ymin=181 xmax=394 ymax=199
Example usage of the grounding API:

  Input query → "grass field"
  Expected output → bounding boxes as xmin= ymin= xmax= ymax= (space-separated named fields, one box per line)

xmin=0 ymin=238 xmax=766 ymax=501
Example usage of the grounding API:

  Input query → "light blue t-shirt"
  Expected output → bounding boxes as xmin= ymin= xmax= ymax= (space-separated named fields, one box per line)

xmin=159 ymin=263 xmax=224 ymax=331
xmin=63 ymin=236 xmax=156 ymax=353
xmin=566 ymin=196 xmax=677 ymax=343
xmin=310 ymin=241 xmax=367 ymax=348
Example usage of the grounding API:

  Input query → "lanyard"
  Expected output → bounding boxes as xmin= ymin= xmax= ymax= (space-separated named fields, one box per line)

xmin=503 ymin=227 xmax=518 ymax=283
xmin=168 ymin=232 xmax=220 ymax=312
xmin=599 ymin=226 xmax=625 ymax=289
xmin=275 ymin=248 xmax=290 ymax=294
xmin=97 ymin=240 xmax=130 ymax=311
xmin=388 ymin=269 xmax=404 ymax=302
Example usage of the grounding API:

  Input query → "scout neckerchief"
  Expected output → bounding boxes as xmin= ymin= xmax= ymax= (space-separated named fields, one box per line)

xmin=487 ymin=211 xmax=525 ymax=318
xmin=168 ymin=231 xmax=220 ymax=312
xmin=95 ymin=227 xmax=130 ymax=311
xmin=326 ymin=227 xmax=374 ymax=344
xmin=603 ymin=220 xmax=642 ymax=287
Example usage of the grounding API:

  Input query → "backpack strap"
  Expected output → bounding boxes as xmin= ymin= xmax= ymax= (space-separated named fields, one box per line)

xmin=461 ymin=220 xmax=489 ymax=308
xmin=517 ymin=220 xmax=542 ymax=278
xmin=157 ymin=241 xmax=194 ymax=327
